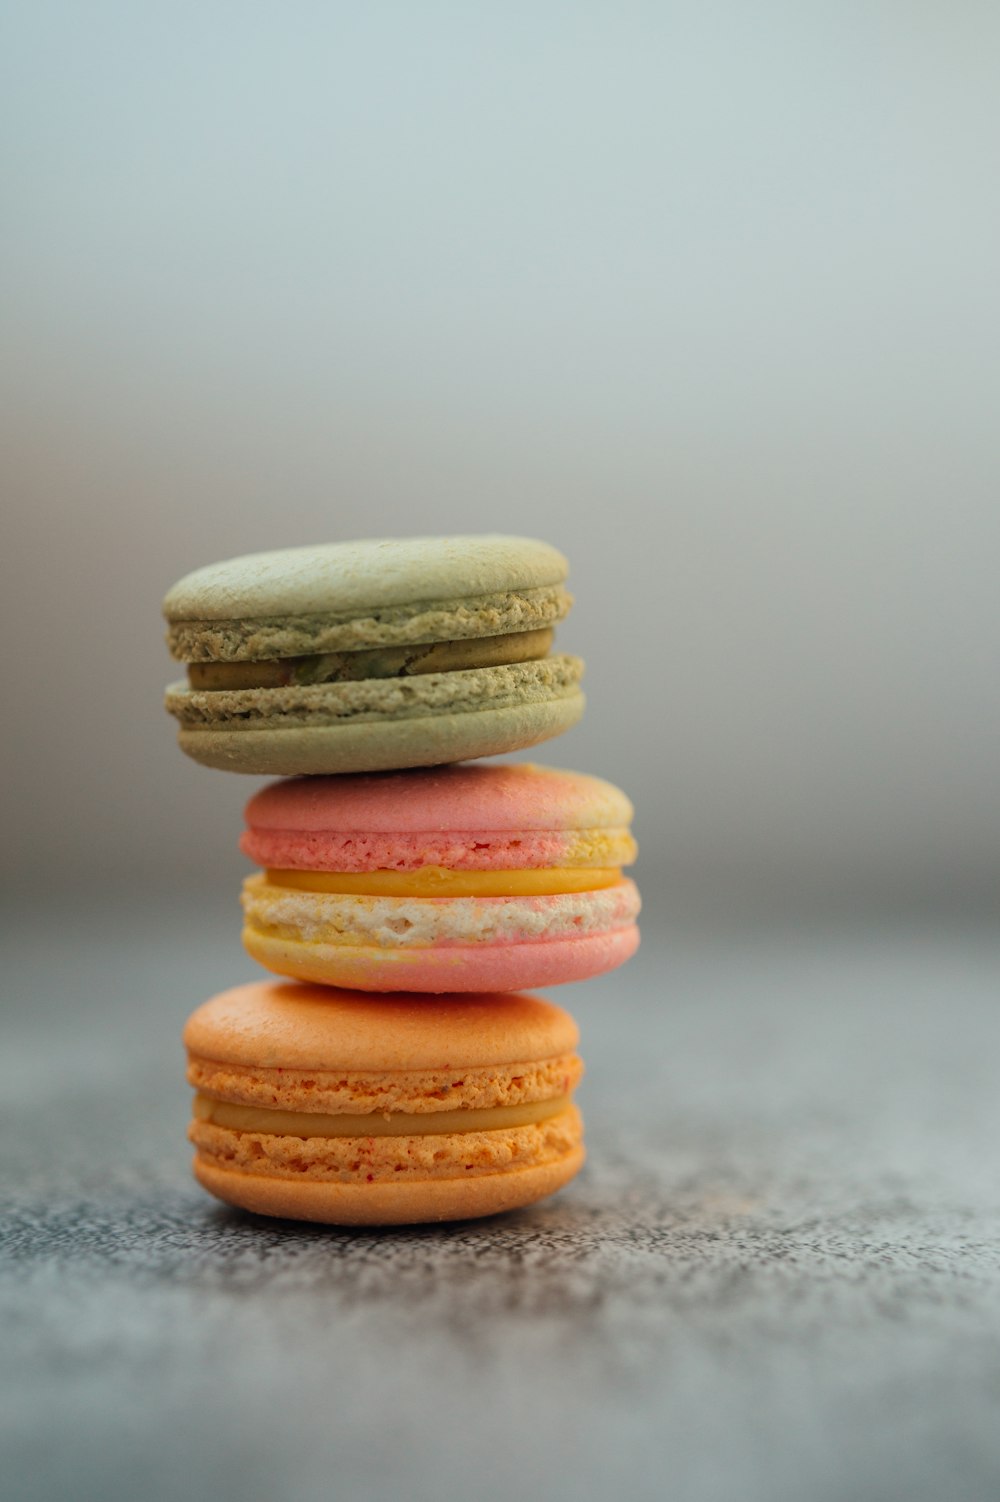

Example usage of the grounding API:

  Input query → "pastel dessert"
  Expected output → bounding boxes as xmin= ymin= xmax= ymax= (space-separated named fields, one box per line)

xmin=240 ymin=762 xmax=640 ymax=992
xmin=163 ymin=535 xmax=584 ymax=775
xmin=184 ymin=981 xmax=585 ymax=1224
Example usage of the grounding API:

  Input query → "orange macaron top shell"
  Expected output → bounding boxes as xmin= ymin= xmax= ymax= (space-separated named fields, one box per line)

xmin=184 ymin=980 xmax=581 ymax=1076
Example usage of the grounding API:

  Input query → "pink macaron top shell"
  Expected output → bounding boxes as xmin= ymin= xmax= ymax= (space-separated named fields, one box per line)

xmin=245 ymin=764 xmax=632 ymax=833
xmin=242 ymin=763 xmax=635 ymax=873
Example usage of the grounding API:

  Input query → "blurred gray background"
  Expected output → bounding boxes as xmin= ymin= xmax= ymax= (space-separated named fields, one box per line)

xmin=3 ymin=2 xmax=998 ymax=917
xmin=5 ymin=10 xmax=1000 ymax=1502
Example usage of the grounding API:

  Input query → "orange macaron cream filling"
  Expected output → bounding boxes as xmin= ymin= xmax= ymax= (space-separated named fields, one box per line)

xmin=192 ymin=1092 xmax=573 ymax=1137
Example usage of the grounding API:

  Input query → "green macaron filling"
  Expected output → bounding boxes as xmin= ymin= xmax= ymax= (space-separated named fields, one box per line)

xmin=187 ymin=628 xmax=555 ymax=691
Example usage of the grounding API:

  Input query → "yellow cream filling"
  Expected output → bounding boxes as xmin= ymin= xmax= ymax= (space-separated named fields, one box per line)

xmin=264 ymin=866 xmax=622 ymax=897
xmin=193 ymin=1093 xmax=571 ymax=1137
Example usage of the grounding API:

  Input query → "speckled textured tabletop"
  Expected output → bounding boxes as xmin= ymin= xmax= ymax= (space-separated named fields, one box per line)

xmin=4 ymin=896 xmax=1000 ymax=1502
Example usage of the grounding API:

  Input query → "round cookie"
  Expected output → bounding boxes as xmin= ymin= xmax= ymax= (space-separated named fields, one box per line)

xmin=184 ymin=981 xmax=586 ymax=1225
xmin=163 ymin=536 xmax=584 ymax=775
xmin=240 ymin=762 xmax=640 ymax=992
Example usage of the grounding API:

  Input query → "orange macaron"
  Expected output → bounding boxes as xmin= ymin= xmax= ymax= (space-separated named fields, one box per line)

xmin=184 ymin=980 xmax=585 ymax=1225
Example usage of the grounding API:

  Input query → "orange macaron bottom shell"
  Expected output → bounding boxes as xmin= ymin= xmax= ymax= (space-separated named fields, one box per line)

xmin=192 ymin=1145 xmax=586 ymax=1226
xmin=190 ymin=1106 xmax=583 ymax=1225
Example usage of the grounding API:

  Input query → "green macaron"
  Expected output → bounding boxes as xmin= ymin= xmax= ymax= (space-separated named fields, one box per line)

xmin=163 ymin=535 xmax=585 ymax=775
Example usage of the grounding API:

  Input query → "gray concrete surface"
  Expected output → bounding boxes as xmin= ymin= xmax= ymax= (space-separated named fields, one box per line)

xmin=4 ymin=898 xmax=1000 ymax=1502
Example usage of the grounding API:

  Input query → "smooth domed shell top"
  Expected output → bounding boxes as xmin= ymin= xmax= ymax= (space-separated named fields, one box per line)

xmin=183 ymin=982 xmax=580 ymax=1070
xmin=163 ymin=536 xmax=568 ymax=621
xmin=244 ymin=763 xmax=633 ymax=834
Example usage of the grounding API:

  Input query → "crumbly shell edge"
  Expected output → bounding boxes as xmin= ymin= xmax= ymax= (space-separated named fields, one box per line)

xmin=167 ymin=587 xmax=573 ymax=662
xmin=186 ymin=1053 xmax=584 ymax=1114
xmin=189 ymin=1105 xmax=583 ymax=1183
xmin=165 ymin=657 xmax=584 ymax=729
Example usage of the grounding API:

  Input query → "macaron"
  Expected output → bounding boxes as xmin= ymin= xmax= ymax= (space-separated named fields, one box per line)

xmin=240 ymin=762 xmax=640 ymax=992
xmin=184 ymin=980 xmax=585 ymax=1225
xmin=163 ymin=535 xmax=584 ymax=775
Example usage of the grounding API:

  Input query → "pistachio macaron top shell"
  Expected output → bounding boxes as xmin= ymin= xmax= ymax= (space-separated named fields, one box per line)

xmin=164 ymin=535 xmax=571 ymax=662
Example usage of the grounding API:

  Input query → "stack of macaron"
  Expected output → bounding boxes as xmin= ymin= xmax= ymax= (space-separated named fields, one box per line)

xmin=165 ymin=535 xmax=639 ymax=1225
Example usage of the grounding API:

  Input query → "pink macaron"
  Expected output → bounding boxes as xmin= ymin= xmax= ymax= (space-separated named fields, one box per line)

xmin=240 ymin=762 xmax=640 ymax=992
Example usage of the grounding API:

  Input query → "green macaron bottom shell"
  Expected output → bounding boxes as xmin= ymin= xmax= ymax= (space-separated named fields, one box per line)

xmin=175 ymin=695 xmax=584 ymax=775
xmin=167 ymin=659 xmax=585 ymax=774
